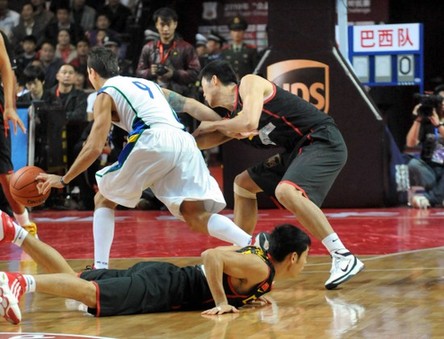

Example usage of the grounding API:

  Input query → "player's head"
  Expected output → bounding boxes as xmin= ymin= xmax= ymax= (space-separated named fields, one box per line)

xmin=200 ymin=60 xmax=238 ymax=107
xmin=200 ymin=60 xmax=238 ymax=86
xmin=87 ymin=46 xmax=119 ymax=80
xmin=268 ymin=224 xmax=311 ymax=276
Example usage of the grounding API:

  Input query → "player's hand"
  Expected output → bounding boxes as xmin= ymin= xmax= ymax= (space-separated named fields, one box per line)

xmin=227 ymin=130 xmax=259 ymax=140
xmin=201 ymin=304 xmax=239 ymax=315
xmin=193 ymin=121 xmax=217 ymax=137
xmin=3 ymin=107 xmax=26 ymax=136
xmin=36 ymin=173 xmax=65 ymax=195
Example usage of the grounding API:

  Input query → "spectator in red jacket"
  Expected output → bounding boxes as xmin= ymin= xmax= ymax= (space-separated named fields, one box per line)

xmin=135 ymin=7 xmax=201 ymax=131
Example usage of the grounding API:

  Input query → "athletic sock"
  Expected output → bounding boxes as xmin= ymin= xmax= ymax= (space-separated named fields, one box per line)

xmin=12 ymin=222 xmax=28 ymax=247
xmin=23 ymin=274 xmax=36 ymax=293
xmin=207 ymin=214 xmax=252 ymax=246
xmin=93 ymin=207 xmax=115 ymax=269
xmin=14 ymin=209 xmax=31 ymax=226
xmin=322 ymin=232 xmax=346 ymax=253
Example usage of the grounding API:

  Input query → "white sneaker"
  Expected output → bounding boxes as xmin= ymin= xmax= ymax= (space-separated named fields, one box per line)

xmin=325 ymin=250 xmax=364 ymax=290
xmin=411 ymin=195 xmax=430 ymax=209
xmin=253 ymin=232 xmax=270 ymax=252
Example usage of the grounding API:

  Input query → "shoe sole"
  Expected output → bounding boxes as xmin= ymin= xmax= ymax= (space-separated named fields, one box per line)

xmin=325 ymin=258 xmax=365 ymax=290
xmin=0 ymin=272 xmax=22 ymax=324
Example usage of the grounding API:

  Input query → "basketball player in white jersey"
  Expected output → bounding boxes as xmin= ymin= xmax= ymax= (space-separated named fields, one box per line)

xmin=37 ymin=47 xmax=253 ymax=269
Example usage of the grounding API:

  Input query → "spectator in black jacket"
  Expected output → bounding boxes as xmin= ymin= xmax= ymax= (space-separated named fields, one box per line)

xmin=49 ymin=63 xmax=88 ymax=169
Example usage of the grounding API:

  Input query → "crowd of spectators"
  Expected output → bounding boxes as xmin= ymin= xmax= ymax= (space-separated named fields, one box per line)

xmin=0 ymin=1 xmax=262 ymax=211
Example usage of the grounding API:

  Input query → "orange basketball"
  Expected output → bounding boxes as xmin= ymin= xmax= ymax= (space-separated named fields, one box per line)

xmin=9 ymin=166 xmax=50 ymax=207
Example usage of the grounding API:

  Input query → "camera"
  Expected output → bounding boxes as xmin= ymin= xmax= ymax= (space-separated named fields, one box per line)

xmin=156 ymin=64 xmax=168 ymax=76
xmin=414 ymin=93 xmax=443 ymax=118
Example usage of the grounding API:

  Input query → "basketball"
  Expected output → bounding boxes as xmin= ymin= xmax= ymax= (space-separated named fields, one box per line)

xmin=9 ymin=166 xmax=50 ymax=207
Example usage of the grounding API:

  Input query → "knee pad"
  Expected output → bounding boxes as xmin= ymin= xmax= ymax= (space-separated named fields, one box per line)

xmin=233 ymin=183 xmax=257 ymax=199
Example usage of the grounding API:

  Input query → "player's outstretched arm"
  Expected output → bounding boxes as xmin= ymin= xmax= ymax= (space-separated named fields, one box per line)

xmin=37 ymin=94 xmax=113 ymax=193
xmin=161 ymin=88 xmax=222 ymax=121
xmin=0 ymin=34 xmax=25 ymax=135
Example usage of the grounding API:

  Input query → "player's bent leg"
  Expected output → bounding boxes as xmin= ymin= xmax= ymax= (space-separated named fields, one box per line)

xmin=180 ymin=200 xmax=210 ymax=234
xmin=93 ymin=192 xmax=118 ymax=269
xmin=181 ymin=201 xmax=252 ymax=246
xmin=275 ymin=182 xmax=364 ymax=289
xmin=275 ymin=182 xmax=333 ymax=240
xmin=233 ymin=171 xmax=261 ymax=235
xmin=35 ymin=274 xmax=97 ymax=308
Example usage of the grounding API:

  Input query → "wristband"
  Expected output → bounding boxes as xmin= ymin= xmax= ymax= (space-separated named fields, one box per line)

xmin=60 ymin=177 xmax=68 ymax=186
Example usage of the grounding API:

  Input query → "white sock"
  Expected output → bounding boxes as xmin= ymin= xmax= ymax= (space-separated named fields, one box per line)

xmin=207 ymin=214 xmax=252 ymax=246
xmin=23 ymin=274 xmax=36 ymax=293
xmin=13 ymin=225 xmax=28 ymax=247
xmin=0 ymin=216 xmax=27 ymax=245
xmin=14 ymin=209 xmax=31 ymax=226
xmin=93 ymin=207 xmax=115 ymax=269
xmin=322 ymin=232 xmax=346 ymax=253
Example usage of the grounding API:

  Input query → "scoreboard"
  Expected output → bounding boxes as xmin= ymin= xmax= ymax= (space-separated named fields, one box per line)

xmin=348 ymin=23 xmax=424 ymax=92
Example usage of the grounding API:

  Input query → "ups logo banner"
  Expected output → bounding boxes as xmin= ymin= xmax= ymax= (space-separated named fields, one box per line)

xmin=267 ymin=60 xmax=330 ymax=113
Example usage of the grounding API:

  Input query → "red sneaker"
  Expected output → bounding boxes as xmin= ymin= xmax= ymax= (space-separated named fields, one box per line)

xmin=0 ymin=210 xmax=16 ymax=244
xmin=0 ymin=271 xmax=26 ymax=324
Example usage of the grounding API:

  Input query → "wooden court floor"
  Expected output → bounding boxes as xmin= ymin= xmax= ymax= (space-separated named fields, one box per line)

xmin=1 ymin=207 xmax=443 ymax=338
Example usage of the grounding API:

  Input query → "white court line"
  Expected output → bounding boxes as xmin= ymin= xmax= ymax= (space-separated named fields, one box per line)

xmin=307 ymin=246 xmax=444 ymax=267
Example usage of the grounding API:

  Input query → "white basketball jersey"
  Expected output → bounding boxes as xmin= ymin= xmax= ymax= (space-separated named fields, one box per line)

xmin=98 ymin=76 xmax=185 ymax=133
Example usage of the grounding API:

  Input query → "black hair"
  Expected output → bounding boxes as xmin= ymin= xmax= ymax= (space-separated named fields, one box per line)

xmin=39 ymin=39 xmax=55 ymax=50
xmin=200 ymin=60 xmax=238 ymax=85
xmin=22 ymin=35 xmax=37 ymax=44
xmin=434 ymin=84 xmax=444 ymax=95
xmin=96 ymin=11 xmax=111 ymax=21
xmin=153 ymin=7 xmax=178 ymax=23
xmin=23 ymin=64 xmax=45 ymax=83
xmin=76 ymin=37 xmax=90 ymax=47
xmin=87 ymin=46 xmax=119 ymax=79
xmin=22 ymin=2 xmax=34 ymax=11
xmin=268 ymin=224 xmax=311 ymax=262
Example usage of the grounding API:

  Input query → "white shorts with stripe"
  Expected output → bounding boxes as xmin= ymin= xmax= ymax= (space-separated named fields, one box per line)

xmin=96 ymin=125 xmax=226 ymax=219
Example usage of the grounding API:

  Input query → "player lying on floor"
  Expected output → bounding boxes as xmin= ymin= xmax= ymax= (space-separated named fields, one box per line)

xmin=0 ymin=210 xmax=310 ymax=324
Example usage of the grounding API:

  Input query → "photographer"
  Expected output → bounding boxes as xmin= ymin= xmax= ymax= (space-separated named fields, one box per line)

xmin=135 ymin=7 xmax=201 ymax=131
xmin=406 ymin=87 xmax=444 ymax=208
